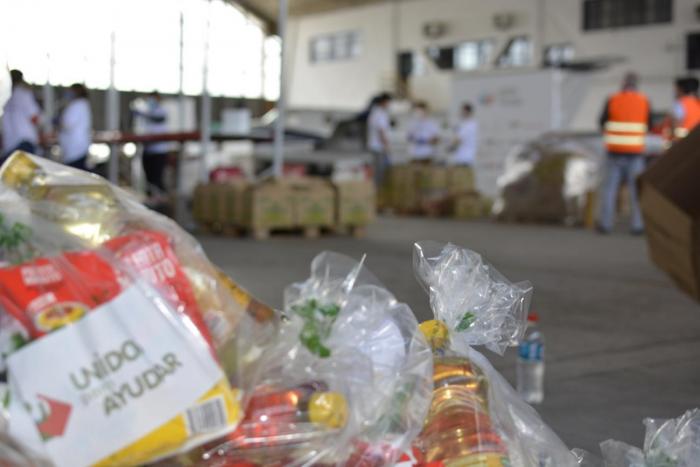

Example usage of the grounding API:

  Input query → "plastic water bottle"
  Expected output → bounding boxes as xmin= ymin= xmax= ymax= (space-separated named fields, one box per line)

xmin=517 ymin=313 xmax=544 ymax=404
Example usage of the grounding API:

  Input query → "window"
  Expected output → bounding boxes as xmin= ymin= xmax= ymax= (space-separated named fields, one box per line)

xmin=454 ymin=40 xmax=494 ymax=70
xmin=263 ymin=36 xmax=281 ymax=100
xmin=1 ymin=0 xmax=278 ymax=99
xmin=544 ymin=44 xmax=575 ymax=67
xmin=426 ymin=47 xmax=455 ymax=70
xmin=310 ymin=31 xmax=360 ymax=63
xmin=496 ymin=37 xmax=532 ymax=67
xmin=583 ymin=0 xmax=673 ymax=31
xmin=688 ymin=33 xmax=700 ymax=70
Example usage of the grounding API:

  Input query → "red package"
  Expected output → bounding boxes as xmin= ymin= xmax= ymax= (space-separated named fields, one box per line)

xmin=103 ymin=230 xmax=213 ymax=347
xmin=0 ymin=230 xmax=213 ymax=348
xmin=0 ymin=253 xmax=120 ymax=338
xmin=210 ymin=167 xmax=244 ymax=183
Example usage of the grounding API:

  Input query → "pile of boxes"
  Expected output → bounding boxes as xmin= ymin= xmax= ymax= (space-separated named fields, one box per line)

xmin=193 ymin=177 xmax=375 ymax=239
xmin=385 ymin=163 xmax=489 ymax=220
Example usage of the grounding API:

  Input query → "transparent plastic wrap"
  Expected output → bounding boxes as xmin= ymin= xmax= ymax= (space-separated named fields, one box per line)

xmin=411 ymin=241 xmax=577 ymax=467
xmin=413 ymin=241 xmax=531 ymax=355
xmin=596 ymin=409 xmax=700 ymax=467
xmin=196 ymin=251 xmax=434 ymax=467
xmin=0 ymin=152 xmax=275 ymax=466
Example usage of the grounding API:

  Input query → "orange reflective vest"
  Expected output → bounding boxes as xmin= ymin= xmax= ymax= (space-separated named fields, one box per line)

xmin=674 ymin=95 xmax=700 ymax=139
xmin=604 ymin=91 xmax=649 ymax=154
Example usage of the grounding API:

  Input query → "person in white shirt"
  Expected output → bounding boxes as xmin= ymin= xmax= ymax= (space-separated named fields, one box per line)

xmin=367 ymin=93 xmax=392 ymax=187
xmin=407 ymin=101 xmax=440 ymax=162
xmin=58 ymin=84 xmax=92 ymax=171
xmin=133 ymin=91 xmax=170 ymax=195
xmin=452 ymin=103 xmax=478 ymax=167
xmin=2 ymin=69 xmax=40 ymax=160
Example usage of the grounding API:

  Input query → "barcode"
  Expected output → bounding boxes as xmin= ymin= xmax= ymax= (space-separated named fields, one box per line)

xmin=185 ymin=396 xmax=227 ymax=435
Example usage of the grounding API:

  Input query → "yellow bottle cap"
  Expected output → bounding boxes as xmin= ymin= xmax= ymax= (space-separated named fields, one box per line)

xmin=419 ymin=319 xmax=450 ymax=350
xmin=308 ymin=391 xmax=348 ymax=429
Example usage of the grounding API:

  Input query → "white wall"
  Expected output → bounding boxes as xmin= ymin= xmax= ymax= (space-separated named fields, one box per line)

xmin=287 ymin=0 xmax=700 ymax=126
xmin=286 ymin=2 xmax=395 ymax=110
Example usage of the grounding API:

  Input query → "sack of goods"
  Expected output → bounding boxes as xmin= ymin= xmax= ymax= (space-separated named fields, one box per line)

xmin=408 ymin=241 xmax=578 ymax=466
xmin=0 ymin=151 xmax=271 ymax=467
xmin=494 ymin=136 xmax=601 ymax=225
xmin=0 ymin=151 xmax=594 ymax=467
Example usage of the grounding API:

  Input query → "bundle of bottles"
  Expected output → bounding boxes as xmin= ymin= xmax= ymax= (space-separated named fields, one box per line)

xmin=0 ymin=152 xmax=578 ymax=467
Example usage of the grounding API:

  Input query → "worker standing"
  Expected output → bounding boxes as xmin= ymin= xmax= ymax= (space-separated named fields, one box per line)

xmin=451 ymin=103 xmax=478 ymax=167
xmin=133 ymin=91 xmax=170 ymax=196
xmin=672 ymin=77 xmax=700 ymax=140
xmin=407 ymin=101 xmax=440 ymax=162
xmin=598 ymin=72 xmax=650 ymax=235
xmin=367 ymin=93 xmax=392 ymax=188
xmin=2 ymin=70 xmax=40 ymax=160
xmin=58 ymin=84 xmax=92 ymax=171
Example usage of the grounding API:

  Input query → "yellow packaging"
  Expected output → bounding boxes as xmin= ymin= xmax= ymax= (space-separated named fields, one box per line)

xmin=95 ymin=380 xmax=241 ymax=466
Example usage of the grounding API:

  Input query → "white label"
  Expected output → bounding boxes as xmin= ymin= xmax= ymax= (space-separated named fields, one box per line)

xmin=7 ymin=284 xmax=223 ymax=467
xmin=185 ymin=396 xmax=227 ymax=436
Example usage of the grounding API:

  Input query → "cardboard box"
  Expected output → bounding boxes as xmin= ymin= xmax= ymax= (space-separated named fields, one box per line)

xmin=335 ymin=180 xmax=376 ymax=226
xmin=639 ymin=127 xmax=700 ymax=301
xmin=243 ymin=180 xmax=295 ymax=229
xmin=416 ymin=165 xmax=448 ymax=191
xmin=193 ymin=181 xmax=248 ymax=226
xmin=447 ymin=166 xmax=475 ymax=194
xmin=387 ymin=164 xmax=421 ymax=212
xmin=289 ymin=178 xmax=335 ymax=227
xmin=414 ymin=165 xmax=449 ymax=214
xmin=453 ymin=192 xmax=482 ymax=220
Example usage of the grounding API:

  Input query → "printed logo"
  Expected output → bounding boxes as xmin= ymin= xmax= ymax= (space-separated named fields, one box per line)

xmin=34 ymin=302 xmax=87 ymax=332
xmin=34 ymin=395 xmax=72 ymax=440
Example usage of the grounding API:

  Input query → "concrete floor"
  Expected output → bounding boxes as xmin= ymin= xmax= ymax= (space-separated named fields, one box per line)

xmin=198 ymin=216 xmax=700 ymax=454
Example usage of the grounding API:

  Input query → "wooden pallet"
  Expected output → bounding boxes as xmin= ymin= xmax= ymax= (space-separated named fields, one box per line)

xmin=250 ymin=226 xmax=321 ymax=240
xmin=197 ymin=222 xmax=367 ymax=239
xmin=330 ymin=225 xmax=367 ymax=239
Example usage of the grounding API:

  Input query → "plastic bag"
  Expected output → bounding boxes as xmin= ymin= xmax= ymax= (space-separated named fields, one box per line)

xmin=413 ymin=241 xmax=531 ymax=355
xmin=572 ymin=448 xmax=604 ymax=467
xmin=0 ymin=152 xmax=272 ymax=466
xmin=411 ymin=241 xmax=577 ymax=467
xmin=196 ymin=251 xmax=434 ymax=466
xmin=597 ymin=408 xmax=700 ymax=467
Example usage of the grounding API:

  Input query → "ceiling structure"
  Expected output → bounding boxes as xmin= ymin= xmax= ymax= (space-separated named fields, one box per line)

xmin=235 ymin=0 xmax=401 ymax=30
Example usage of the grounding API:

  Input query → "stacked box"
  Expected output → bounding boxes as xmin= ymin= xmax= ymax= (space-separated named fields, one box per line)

xmin=193 ymin=182 xmax=248 ymax=226
xmin=447 ymin=166 xmax=475 ymax=195
xmin=242 ymin=180 xmax=295 ymax=230
xmin=453 ymin=192 xmax=482 ymax=220
xmin=290 ymin=179 xmax=335 ymax=227
xmin=416 ymin=166 xmax=449 ymax=201
xmin=335 ymin=180 xmax=376 ymax=226
xmin=388 ymin=164 xmax=421 ymax=212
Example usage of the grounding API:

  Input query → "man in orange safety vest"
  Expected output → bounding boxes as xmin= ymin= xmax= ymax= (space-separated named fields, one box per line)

xmin=597 ymin=72 xmax=651 ymax=235
xmin=672 ymin=77 xmax=700 ymax=140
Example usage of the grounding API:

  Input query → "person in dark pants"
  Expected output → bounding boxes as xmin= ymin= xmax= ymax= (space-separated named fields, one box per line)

xmin=597 ymin=72 xmax=651 ymax=235
xmin=366 ymin=93 xmax=392 ymax=188
xmin=58 ymin=83 xmax=92 ymax=170
xmin=133 ymin=91 xmax=170 ymax=196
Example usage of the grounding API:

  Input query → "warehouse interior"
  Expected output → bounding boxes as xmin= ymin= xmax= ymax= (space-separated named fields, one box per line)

xmin=1 ymin=0 xmax=700 ymax=465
